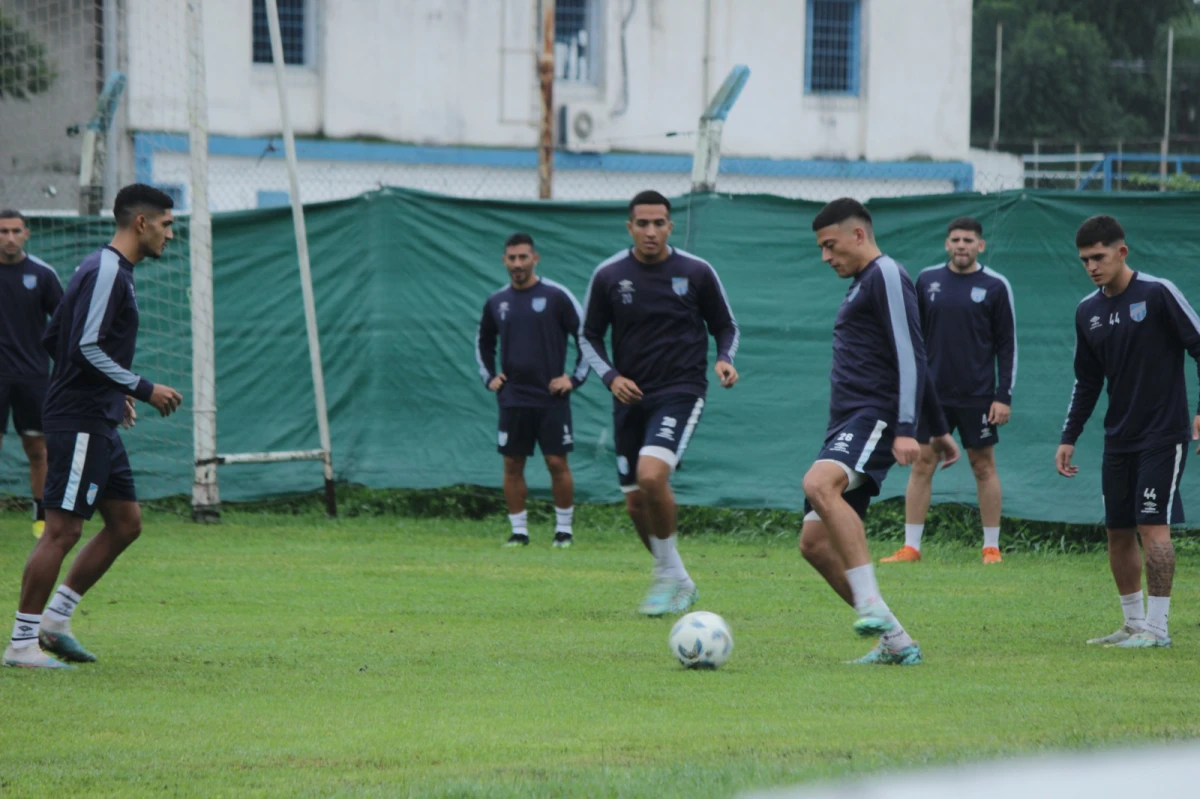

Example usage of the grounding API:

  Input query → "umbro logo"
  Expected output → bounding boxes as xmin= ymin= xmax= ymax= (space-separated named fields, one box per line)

xmin=17 ymin=625 xmax=32 ymax=634
xmin=1089 ymin=315 xmax=1102 ymax=330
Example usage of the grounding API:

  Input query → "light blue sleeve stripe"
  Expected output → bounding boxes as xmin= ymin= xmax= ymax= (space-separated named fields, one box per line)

xmin=579 ymin=256 xmax=624 ymax=379
xmin=1140 ymin=274 xmax=1200 ymax=335
xmin=543 ymin=278 xmax=590 ymax=382
xmin=79 ymin=250 xmax=140 ymax=390
xmin=474 ymin=322 xmax=492 ymax=383
xmin=983 ymin=266 xmax=1018 ymax=394
xmin=878 ymin=257 xmax=918 ymax=425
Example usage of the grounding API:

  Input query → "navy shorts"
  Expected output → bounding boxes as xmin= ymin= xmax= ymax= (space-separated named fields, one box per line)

xmin=43 ymin=429 xmax=137 ymax=520
xmin=0 ymin=380 xmax=46 ymax=436
xmin=1102 ymin=442 xmax=1187 ymax=529
xmin=612 ymin=393 xmax=706 ymax=491
xmin=497 ymin=404 xmax=573 ymax=457
xmin=918 ymin=404 xmax=998 ymax=449
xmin=803 ymin=412 xmax=896 ymax=520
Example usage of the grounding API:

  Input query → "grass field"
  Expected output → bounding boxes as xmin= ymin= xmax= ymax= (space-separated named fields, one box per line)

xmin=1 ymin=503 xmax=1199 ymax=798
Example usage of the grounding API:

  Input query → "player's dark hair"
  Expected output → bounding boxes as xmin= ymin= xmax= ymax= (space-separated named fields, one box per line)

xmin=0 ymin=209 xmax=27 ymax=226
xmin=947 ymin=216 xmax=983 ymax=237
xmin=629 ymin=190 xmax=671 ymax=217
xmin=812 ymin=197 xmax=872 ymax=232
xmin=113 ymin=183 xmax=175 ymax=228
xmin=1075 ymin=215 xmax=1126 ymax=249
xmin=504 ymin=232 xmax=535 ymax=251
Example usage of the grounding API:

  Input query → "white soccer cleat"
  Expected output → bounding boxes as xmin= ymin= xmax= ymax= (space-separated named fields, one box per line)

xmin=3 ymin=643 xmax=73 ymax=669
xmin=1085 ymin=624 xmax=1141 ymax=646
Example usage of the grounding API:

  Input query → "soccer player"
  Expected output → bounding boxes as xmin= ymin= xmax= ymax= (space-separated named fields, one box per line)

xmin=4 ymin=184 xmax=184 ymax=669
xmin=0 ymin=209 xmax=64 ymax=538
xmin=475 ymin=232 xmax=590 ymax=548
xmin=581 ymin=190 xmax=739 ymax=616
xmin=885 ymin=216 xmax=1016 ymax=564
xmin=1057 ymin=215 xmax=1200 ymax=649
xmin=798 ymin=198 xmax=960 ymax=666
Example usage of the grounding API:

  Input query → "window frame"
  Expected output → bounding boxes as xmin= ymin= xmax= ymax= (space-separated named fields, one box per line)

xmin=252 ymin=0 xmax=317 ymax=69
xmin=549 ymin=0 xmax=604 ymax=88
xmin=804 ymin=0 xmax=861 ymax=97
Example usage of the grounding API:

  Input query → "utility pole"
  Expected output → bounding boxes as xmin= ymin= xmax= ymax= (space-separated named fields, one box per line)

xmin=537 ymin=1 xmax=556 ymax=199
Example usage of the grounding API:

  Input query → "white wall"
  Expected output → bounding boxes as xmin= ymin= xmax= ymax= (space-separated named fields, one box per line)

xmin=126 ymin=0 xmax=973 ymax=162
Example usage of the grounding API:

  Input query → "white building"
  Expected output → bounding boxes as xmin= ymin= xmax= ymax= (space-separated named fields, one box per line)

xmin=3 ymin=0 xmax=1022 ymax=212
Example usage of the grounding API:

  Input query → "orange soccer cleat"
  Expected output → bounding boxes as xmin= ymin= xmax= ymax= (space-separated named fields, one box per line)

xmin=880 ymin=545 xmax=921 ymax=563
xmin=982 ymin=546 xmax=1003 ymax=564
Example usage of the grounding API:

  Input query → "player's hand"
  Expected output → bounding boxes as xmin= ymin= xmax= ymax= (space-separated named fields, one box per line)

xmin=714 ymin=361 xmax=738 ymax=388
xmin=893 ymin=436 xmax=920 ymax=466
xmin=488 ymin=374 xmax=507 ymax=392
xmin=148 ymin=384 xmax=183 ymax=417
xmin=609 ymin=375 xmax=643 ymax=405
xmin=121 ymin=396 xmax=137 ymax=429
xmin=548 ymin=375 xmax=574 ymax=396
xmin=929 ymin=433 xmax=960 ymax=469
xmin=1056 ymin=444 xmax=1078 ymax=478
xmin=1193 ymin=415 xmax=1200 ymax=454
xmin=988 ymin=401 xmax=1011 ymax=426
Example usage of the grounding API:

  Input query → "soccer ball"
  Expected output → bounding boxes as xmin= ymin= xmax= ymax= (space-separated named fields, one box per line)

xmin=669 ymin=611 xmax=733 ymax=669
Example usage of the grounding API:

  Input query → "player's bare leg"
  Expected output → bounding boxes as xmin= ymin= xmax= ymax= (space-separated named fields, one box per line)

xmin=501 ymin=455 xmax=529 ymax=546
xmin=1087 ymin=527 xmax=1144 ymax=645
xmin=544 ymin=454 xmax=575 ymax=547
xmin=623 ymin=490 xmax=654 ymax=554
xmin=39 ymin=499 xmax=142 ymax=663
xmin=886 ymin=444 xmax=936 ymax=563
xmin=969 ymin=447 xmax=1003 ymax=563
xmin=20 ymin=434 xmax=47 ymax=530
xmin=635 ymin=455 xmax=696 ymax=615
xmin=1110 ymin=525 xmax=1173 ymax=648
xmin=798 ymin=519 xmax=852 ymax=605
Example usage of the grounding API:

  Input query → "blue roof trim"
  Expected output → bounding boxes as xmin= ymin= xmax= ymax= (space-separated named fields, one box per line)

xmin=133 ymin=132 xmax=974 ymax=190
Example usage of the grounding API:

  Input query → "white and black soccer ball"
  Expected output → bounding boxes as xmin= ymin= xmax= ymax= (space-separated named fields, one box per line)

xmin=669 ymin=611 xmax=733 ymax=669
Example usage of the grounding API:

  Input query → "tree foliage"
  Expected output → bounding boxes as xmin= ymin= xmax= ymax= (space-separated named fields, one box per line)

xmin=0 ymin=9 xmax=56 ymax=101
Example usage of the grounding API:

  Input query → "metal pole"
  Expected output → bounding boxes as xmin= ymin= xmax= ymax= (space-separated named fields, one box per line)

xmin=102 ymin=0 xmax=119 ymax=208
xmin=991 ymin=22 xmax=1002 ymax=151
xmin=1161 ymin=25 xmax=1175 ymax=188
xmin=1032 ymin=138 xmax=1039 ymax=189
xmin=187 ymin=0 xmax=219 ymax=521
xmin=1116 ymin=139 xmax=1123 ymax=192
xmin=265 ymin=0 xmax=338 ymax=516
xmin=537 ymin=0 xmax=555 ymax=199
xmin=1074 ymin=141 xmax=1081 ymax=190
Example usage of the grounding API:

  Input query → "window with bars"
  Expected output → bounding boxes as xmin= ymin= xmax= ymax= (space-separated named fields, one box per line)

xmin=554 ymin=0 xmax=601 ymax=84
xmin=252 ymin=0 xmax=309 ymax=66
xmin=805 ymin=0 xmax=860 ymax=96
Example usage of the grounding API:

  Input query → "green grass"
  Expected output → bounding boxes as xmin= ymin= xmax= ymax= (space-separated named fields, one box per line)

xmin=1 ymin=506 xmax=1199 ymax=798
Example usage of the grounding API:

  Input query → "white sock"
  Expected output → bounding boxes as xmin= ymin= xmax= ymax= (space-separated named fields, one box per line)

xmin=881 ymin=614 xmax=915 ymax=652
xmin=1120 ymin=590 xmax=1146 ymax=631
xmin=983 ymin=526 xmax=1000 ymax=549
xmin=846 ymin=563 xmax=882 ymax=611
xmin=508 ymin=511 xmax=528 ymax=538
xmin=1146 ymin=595 xmax=1170 ymax=638
xmin=554 ymin=506 xmax=573 ymax=535
xmin=11 ymin=612 xmax=40 ymax=649
xmin=43 ymin=585 xmax=82 ymax=627
xmin=904 ymin=524 xmax=924 ymax=551
xmin=650 ymin=535 xmax=693 ymax=587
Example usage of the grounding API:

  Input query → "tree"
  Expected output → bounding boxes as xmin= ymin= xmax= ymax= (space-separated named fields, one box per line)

xmin=0 ymin=9 xmax=56 ymax=101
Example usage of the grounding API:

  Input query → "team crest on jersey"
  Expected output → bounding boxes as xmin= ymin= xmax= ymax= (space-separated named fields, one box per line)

xmin=971 ymin=287 xmax=987 ymax=303
xmin=532 ymin=297 xmax=547 ymax=312
xmin=86 ymin=484 xmax=99 ymax=505
xmin=22 ymin=274 xmax=37 ymax=290
xmin=1129 ymin=301 xmax=1147 ymax=322
xmin=846 ymin=285 xmax=860 ymax=303
xmin=672 ymin=277 xmax=689 ymax=296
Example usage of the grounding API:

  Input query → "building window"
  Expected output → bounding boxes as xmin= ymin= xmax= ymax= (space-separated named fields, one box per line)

xmin=805 ymin=0 xmax=860 ymax=96
xmin=554 ymin=0 xmax=601 ymax=84
xmin=253 ymin=0 xmax=308 ymax=66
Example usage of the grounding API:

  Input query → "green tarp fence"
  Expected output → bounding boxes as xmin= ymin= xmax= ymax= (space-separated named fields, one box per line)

xmin=5 ymin=188 xmax=1199 ymax=526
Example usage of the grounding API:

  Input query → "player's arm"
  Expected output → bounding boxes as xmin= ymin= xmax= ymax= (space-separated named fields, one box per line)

xmin=475 ymin=303 xmax=503 ymax=391
xmin=1156 ymin=279 xmax=1200 ymax=451
xmin=41 ymin=267 xmax=65 ymax=317
xmin=558 ymin=286 xmax=590 ymax=391
xmin=876 ymin=265 xmax=926 ymax=463
xmin=1057 ymin=315 xmax=1105 ymax=477
xmin=66 ymin=268 xmax=154 ymax=401
xmin=581 ymin=269 xmax=640 ymax=403
xmin=698 ymin=264 xmax=740 ymax=388
xmin=990 ymin=274 xmax=1017 ymax=424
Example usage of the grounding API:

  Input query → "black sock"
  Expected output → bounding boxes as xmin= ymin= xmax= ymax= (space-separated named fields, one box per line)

xmin=34 ymin=499 xmax=45 ymax=522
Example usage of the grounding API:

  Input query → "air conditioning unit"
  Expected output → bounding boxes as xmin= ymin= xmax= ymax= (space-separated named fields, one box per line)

xmin=557 ymin=101 xmax=610 ymax=153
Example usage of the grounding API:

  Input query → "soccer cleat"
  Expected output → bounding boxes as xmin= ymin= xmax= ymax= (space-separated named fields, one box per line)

xmin=32 ymin=520 xmax=45 ymax=539
xmin=502 ymin=534 xmax=529 ymax=548
xmin=667 ymin=584 xmax=699 ymax=614
xmin=39 ymin=628 xmax=97 ymax=663
xmin=982 ymin=546 xmax=1003 ymax=564
xmin=552 ymin=532 xmax=573 ymax=549
xmin=853 ymin=602 xmax=895 ymax=638
xmin=3 ymin=643 xmax=72 ymax=669
xmin=638 ymin=578 xmax=680 ymax=617
xmin=1108 ymin=630 xmax=1172 ymax=649
xmin=1086 ymin=624 xmax=1142 ymax=645
xmin=847 ymin=641 xmax=923 ymax=665
xmin=880 ymin=545 xmax=921 ymax=563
